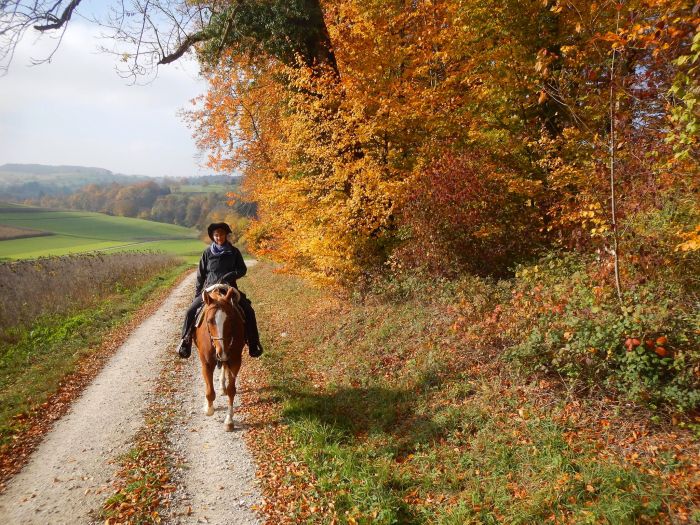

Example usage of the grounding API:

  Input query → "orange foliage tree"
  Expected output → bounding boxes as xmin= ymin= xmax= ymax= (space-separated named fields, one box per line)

xmin=189 ymin=0 xmax=699 ymax=284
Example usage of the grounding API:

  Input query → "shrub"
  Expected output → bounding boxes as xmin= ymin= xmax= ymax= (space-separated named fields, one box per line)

xmin=503 ymin=253 xmax=700 ymax=412
xmin=394 ymin=150 xmax=544 ymax=278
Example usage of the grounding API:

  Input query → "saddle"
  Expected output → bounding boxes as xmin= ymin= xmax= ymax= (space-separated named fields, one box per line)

xmin=195 ymin=283 xmax=246 ymax=328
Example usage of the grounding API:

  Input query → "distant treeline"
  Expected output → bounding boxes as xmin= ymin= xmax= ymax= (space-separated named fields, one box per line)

xmin=25 ymin=180 xmax=256 ymax=234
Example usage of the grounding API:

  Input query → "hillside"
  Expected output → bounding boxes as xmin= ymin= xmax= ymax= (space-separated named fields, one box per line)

xmin=0 ymin=164 xmax=150 ymax=200
xmin=0 ymin=203 xmax=205 ymax=262
xmin=241 ymin=263 xmax=700 ymax=524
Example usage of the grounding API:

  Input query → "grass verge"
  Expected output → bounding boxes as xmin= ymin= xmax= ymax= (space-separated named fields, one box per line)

xmin=0 ymin=264 xmax=190 ymax=490
xmin=240 ymin=263 xmax=699 ymax=524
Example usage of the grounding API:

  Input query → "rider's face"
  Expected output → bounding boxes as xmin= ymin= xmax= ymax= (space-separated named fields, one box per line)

xmin=212 ymin=228 xmax=228 ymax=246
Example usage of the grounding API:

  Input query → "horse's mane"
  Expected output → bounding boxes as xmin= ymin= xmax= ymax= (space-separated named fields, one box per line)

xmin=203 ymin=283 xmax=241 ymax=305
xmin=202 ymin=284 xmax=245 ymax=325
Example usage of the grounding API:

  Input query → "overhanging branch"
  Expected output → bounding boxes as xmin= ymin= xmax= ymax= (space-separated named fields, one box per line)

xmin=34 ymin=0 xmax=83 ymax=31
xmin=158 ymin=30 xmax=208 ymax=64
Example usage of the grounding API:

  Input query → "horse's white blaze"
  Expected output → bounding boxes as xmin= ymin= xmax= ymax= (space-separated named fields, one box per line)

xmin=214 ymin=309 xmax=228 ymax=361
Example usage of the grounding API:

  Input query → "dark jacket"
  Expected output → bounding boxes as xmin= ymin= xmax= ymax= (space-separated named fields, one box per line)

xmin=195 ymin=243 xmax=247 ymax=298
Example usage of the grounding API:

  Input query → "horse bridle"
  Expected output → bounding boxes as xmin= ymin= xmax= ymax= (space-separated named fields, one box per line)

xmin=201 ymin=280 xmax=242 ymax=363
xmin=203 ymin=303 xmax=234 ymax=363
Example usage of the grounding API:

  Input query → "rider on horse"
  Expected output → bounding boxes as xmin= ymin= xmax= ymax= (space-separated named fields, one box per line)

xmin=176 ymin=222 xmax=264 ymax=359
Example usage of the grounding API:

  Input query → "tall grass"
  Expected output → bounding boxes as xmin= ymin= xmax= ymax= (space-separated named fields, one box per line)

xmin=0 ymin=252 xmax=178 ymax=334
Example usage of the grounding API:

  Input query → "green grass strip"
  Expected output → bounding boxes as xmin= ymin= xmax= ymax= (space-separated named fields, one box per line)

xmin=0 ymin=263 xmax=188 ymax=446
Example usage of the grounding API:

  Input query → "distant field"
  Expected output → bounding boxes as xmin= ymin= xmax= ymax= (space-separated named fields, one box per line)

xmin=0 ymin=204 xmax=205 ymax=262
xmin=175 ymin=184 xmax=234 ymax=194
xmin=0 ymin=224 xmax=52 ymax=241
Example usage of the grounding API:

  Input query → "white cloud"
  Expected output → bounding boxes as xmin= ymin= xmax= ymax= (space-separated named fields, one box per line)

xmin=0 ymin=20 xmax=209 ymax=177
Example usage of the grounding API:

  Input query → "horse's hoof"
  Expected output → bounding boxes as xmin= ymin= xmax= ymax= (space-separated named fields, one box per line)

xmin=225 ymin=422 xmax=234 ymax=432
xmin=205 ymin=406 xmax=215 ymax=416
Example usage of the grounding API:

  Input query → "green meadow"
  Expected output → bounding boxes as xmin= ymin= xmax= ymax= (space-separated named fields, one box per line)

xmin=0 ymin=203 xmax=206 ymax=262
xmin=174 ymin=183 xmax=233 ymax=193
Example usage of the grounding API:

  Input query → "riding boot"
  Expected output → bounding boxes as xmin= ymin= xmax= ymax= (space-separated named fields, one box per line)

xmin=176 ymin=335 xmax=192 ymax=359
xmin=178 ymin=297 xmax=202 ymax=359
xmin=249 ymin=337 xmax=264 ymax=358
xmin=240 ymin=295 xmax=263 ymax=358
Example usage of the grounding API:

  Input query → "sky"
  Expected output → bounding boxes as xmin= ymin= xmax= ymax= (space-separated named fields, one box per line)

xmin=0 ymin=13 xmax=209 ymax=178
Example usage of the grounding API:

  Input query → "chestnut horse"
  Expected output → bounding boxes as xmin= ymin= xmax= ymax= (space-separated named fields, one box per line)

xmin=193 ymin=284 xmax=246 ymax=431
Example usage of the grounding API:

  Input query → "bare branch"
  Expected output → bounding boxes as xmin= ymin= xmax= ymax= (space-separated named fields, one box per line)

xmin=158 ymin=29 xmax=207 ymax=64
xmin=33 ymin=0 xmax=81 ymax=31
xmin=1 ymin=0 xmax=212 ymax=77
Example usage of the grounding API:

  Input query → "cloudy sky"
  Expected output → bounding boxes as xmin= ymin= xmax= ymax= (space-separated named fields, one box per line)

xmin=0 ymin=16 xmax=208 ymax=177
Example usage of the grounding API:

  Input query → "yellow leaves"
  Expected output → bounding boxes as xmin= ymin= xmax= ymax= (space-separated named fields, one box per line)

xmin=535 ymin=48 xmax=556 ymax=77
xmin=676 ymin=224 xmax=700 ymax=252
xmin=507 ymin=177 xmax=542 ymax=197
xmin=189 ymin=0 xmax=699 ymax=282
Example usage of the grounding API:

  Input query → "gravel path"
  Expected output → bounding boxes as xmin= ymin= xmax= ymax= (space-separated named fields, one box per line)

xmin=0 ymin=271 xmax=262 ymax=525
xmin=166 ymin=353 xmax=262 ymax=525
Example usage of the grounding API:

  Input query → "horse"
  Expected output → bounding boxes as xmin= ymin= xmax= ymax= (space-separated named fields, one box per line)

xmin=192 ymin=284 xmax=246 ymax=431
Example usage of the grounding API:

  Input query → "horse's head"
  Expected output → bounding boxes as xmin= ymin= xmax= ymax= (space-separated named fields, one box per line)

xmin=202 ymin=287 xmax=238 ymax=362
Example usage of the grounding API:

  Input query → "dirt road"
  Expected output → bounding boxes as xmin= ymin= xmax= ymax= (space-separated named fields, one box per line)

xmin=0 ymin=272 xmax=261 ymax=525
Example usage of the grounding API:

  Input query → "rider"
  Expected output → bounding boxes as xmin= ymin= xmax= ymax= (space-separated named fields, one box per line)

xmin=176 ymin=222 xmax=263 ymax=359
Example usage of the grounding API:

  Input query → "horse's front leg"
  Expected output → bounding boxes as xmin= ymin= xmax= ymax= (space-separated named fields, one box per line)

xmin=223 ymin=359 xmax=241 ymax=432
xmin=219 ymin=365 xmax=227 ymax=396
xmin=201 ymin=361 xmax=216 ymax=416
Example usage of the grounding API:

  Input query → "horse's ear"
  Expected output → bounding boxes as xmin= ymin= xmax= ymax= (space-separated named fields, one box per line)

xmin=203 ymin=291 xmax=212 ymax=305
xmin=224 ymin=287 xmax=235 ymax=302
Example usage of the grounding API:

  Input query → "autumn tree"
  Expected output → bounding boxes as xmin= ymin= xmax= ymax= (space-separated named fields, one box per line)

xmin=4 ymin=0 xmax=697 ymax=285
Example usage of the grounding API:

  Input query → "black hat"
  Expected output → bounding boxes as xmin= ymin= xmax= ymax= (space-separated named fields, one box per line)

xmin=207 ymin=222 xmax=232 ymax=240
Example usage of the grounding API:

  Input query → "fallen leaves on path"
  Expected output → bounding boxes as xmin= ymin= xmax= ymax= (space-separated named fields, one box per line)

xmin=101 ymin=360 xmax=185 ymax=524
xmin=238 ymin=264 xmax=700 ymax=524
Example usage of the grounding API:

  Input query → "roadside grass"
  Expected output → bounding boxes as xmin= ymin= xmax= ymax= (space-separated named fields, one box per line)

xmin=0 ymin=263 xmax=188 ymax=446
xmin=0 ymin=252 xmax=180 ymax=332
xmin=242 ymin=263 xmax=698 ymax=524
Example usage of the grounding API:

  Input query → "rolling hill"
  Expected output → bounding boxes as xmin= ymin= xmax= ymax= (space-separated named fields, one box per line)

xmin=0 ymin=164 xmax=150 ymax=200
xmin=0 ymin=203 xmax=206 ymax=262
